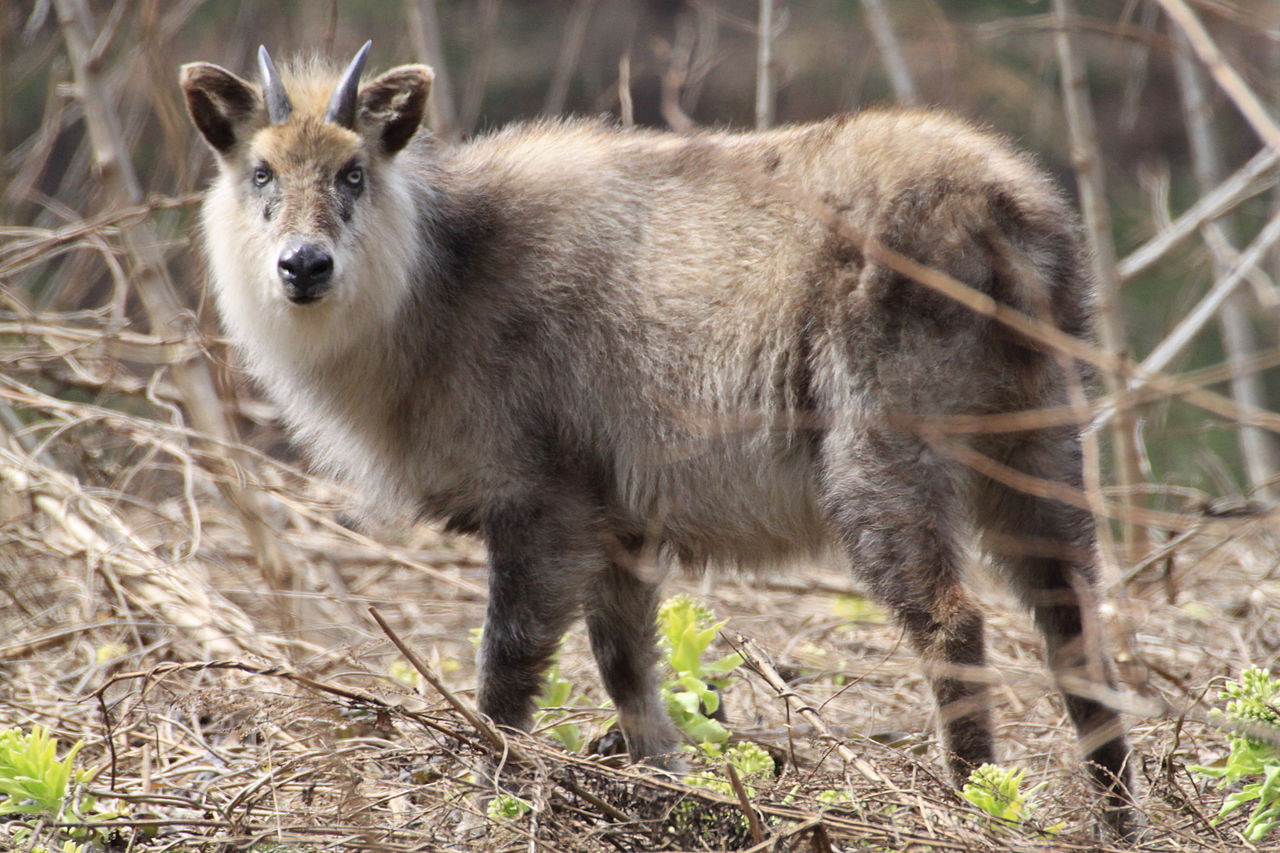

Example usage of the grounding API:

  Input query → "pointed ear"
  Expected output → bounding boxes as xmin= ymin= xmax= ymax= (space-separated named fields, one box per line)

xmin=358 ymin=65 xmax=433 ymax=155
xmin=180 ymin=62 xmax=261 ymax=154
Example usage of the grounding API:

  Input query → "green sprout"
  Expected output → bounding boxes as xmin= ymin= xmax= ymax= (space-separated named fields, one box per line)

xmin=962 ymin=764 xmax=1053 ymax=834
xmin=1191 ymin=667 xmax=1280 ymax=841
xmin=830 ymin=593 xmax=888 ymax=626
xmin=0 ymin=725 xmax=107 ymax=852
xmin=0 ymin=726 xmax=97 ymax=818
xmin=814 ymin=787 xmax=856 ymax=808
xmin=684 ymin=741 xmax=776 ymax=794
xmin=485 ymin=794 xmax=531 ymax=821
xmin=677 ymin=741 xmax=776 ymax=836
xmin=723 ymin=741 xmax=774 ymax=780
xmin=533 ymin=660 xmax=586 ymax=753
xmin=657 ymin=595 xmax=744 ymax=754
xmin=386 ymin=658 xmax=421 ymax=689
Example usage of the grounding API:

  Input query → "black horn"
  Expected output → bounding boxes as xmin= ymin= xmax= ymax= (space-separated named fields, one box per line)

xmin=257 ymin=45 xmax=292 ymax=125
xmin=325 ymin=41 xmax=372 ymax=129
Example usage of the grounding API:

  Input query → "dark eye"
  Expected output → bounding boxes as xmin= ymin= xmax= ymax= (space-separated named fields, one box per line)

xmin=252 ymin=165 xmax=273 ymax=187
xmin=342 ymin=166 xmax=364 ymax=188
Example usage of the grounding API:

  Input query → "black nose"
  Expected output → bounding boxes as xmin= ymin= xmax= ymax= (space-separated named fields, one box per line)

xmin=277 ymin=243 xmax=333 ymax=303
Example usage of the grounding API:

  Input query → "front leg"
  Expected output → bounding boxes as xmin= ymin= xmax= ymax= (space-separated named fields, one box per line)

xmin=585 ymin=556 xmax=681 ymax=768
xmin=476 ymin=496 xmax=600 ymax=735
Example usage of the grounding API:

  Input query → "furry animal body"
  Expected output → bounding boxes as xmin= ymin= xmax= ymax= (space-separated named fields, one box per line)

xmin=182 ymin=43 xmax=1135 ymax=835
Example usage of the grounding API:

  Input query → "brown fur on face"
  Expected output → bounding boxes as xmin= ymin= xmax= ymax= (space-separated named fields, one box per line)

xmin=182 ymin=48 xmax=1135 ymax=837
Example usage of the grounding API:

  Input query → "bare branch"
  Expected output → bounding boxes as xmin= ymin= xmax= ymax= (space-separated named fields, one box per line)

xmin=861 ymin=0 xmax=918 ymax=106
xmin=755 ymin=0 xmax=776 ymax=130
xmin=544 ymin=0 xmax=597 ymax=117
xmin=1172 ymin=25 xmax=1280 ymax=497
xmin=407 ymin=0 xmax=458 ymax=140
xmin=457 ymin=0 xmax=501 ymax=137
xmin=1155 ymin=0 xmax=1280 ymax=152
xmin=1052 ymin=0 xmax=1147 ymax=563
xmin=1119 ymin=145 xmax=1279 ymax=281
xmin=1138 ymin=210 xmax=1280 ymax=389
xmin=618 ymin=50 xmax=634 ymax=128
xmin=51 ymin=0 xmax=290 ymax=594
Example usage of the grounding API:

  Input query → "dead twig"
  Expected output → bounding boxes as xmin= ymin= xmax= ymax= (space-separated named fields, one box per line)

xmin=368 ymin=605 xmax=510 ymax=756
xmin=724 ymin=759 xmax=766 ymax=844
xmin=51 ymin=0 xmax=290 ymax=602
xmin=1154 ymin=0 xmax=1280 ymax=152
xmin=861 ymin=0 xmax=918 ymax=106
xmin=1052 ymin=0 xmax=1148 ymax=566
xmin=732 ymin=633 xmax=886 ymax=783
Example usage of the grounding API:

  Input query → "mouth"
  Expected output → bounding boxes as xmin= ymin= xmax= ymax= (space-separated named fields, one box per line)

xmin=282 ymin=282 xmax=330 ymax=305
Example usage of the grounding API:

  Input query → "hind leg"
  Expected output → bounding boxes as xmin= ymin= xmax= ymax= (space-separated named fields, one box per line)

xmin=820 ymin=429 xmax=993 ymax=784
xmin=975 ymin=431 xmax=1134 ymax=835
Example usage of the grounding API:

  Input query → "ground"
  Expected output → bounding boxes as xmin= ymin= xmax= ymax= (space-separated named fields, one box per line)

xmin=1 ymin=463 xmax=1277 ymax=852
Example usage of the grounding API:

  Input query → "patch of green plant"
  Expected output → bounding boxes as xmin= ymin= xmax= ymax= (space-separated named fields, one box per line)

xmin=724 ymin=741 xmax=773 ymax=780
xmin=386 ymin=658 xmax=422 ymax=689
xmin=657 ymin=595 xmax=744 ymax=754
xmin=962 ymin=763 xmax=1058 ymax=835
xmin=533 ymin=660 xmax=586 ymax=752
xmin=1191 ymin=667 xmax=1280 ymax=841
xmin=473 ymin=596 xmax=746 ymax=757
xmin=675 ymin=741 xmax=776 ymax=840
xmin=815 ymin=787 xmax=854 ymax=807
xmin=830 ymin=593 xmax=888 ymax=626
xmin=685 ymin=741 xmax=776 ymax=796
xmin=0 ymin=725 xmax=110 ymax=852
xmin=486 ymin=793 xmax=531 ymax=821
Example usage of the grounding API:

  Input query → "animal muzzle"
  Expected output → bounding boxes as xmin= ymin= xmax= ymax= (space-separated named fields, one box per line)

xmin=277 ymin=241 xmax=334 ymax=304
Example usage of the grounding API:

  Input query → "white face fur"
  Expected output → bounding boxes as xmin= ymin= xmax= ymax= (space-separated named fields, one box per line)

xmin=181 ymin=54 xmax=434 ymax=386
xmin=200 ymin=149 xmax=419 ymax=378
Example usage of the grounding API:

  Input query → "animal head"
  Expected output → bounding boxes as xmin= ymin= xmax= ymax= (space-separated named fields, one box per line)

xmin=181 ymin=44 xmax=433 ymax=360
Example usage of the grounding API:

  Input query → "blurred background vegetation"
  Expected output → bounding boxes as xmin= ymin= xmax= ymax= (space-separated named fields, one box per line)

xmin=2 ymin=0 xmax=1280 ymax=500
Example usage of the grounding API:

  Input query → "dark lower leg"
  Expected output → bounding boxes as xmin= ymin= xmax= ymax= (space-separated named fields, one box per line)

xmin=899 ymin=595 xmax=994 ymax=784
xmin=586 ymin=561 xmax=680 ymax=766
xmin=974 ymin=436 xmax=1135 ymax=836
xmin=476 ymin=604 xmax=574 ymax=734
xmin=476 ymin=549 xmax=585 ymax=733
xmin=1034 ymin=581 xmax=1134 ymax=834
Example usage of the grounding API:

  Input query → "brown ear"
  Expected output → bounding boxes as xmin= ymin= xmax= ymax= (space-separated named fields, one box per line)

xmin=358 ymin=65 xmax=433 ymax=155
xmin=180 ymin=62 xmax=261 ymax=154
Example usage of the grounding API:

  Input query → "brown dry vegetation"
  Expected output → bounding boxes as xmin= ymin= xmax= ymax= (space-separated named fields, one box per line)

xmin=4 ymin=1 xmax=1280 ymax=851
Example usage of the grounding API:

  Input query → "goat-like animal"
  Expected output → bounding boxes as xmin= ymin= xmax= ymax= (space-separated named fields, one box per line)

xmin=181 ymin=43 xmax=1134 ymax=835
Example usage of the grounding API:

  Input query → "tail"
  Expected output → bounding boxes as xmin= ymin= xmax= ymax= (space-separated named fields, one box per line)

xmin=860 ymin=178 xmax=1093 ymax=354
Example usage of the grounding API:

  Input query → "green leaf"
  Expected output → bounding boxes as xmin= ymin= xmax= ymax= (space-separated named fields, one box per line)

xmin=486 ymin=794 xmax=530 ymax=821
xmin=724 ymin=742 xmax=775 ymax=780
xmin=962 ymin=764 xmax=1035 ymax=829
xmin=831 ymin=594 xmax=888 ymax=624
xmin=1192 ymin=669 xmax=1280 ymax=840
